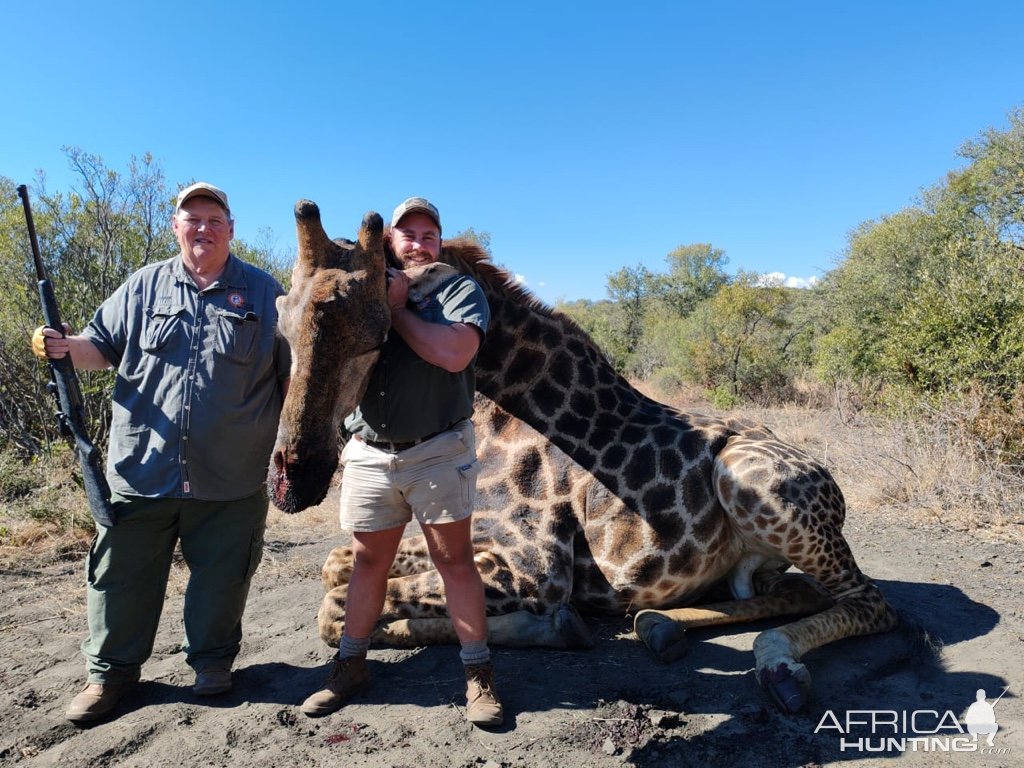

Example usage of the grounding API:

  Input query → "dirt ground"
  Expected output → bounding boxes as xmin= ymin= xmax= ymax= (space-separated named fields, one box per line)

xmin=2 ymin=464 xmax=1022 ymax=767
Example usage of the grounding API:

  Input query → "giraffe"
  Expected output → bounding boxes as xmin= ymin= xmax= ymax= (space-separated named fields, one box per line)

xmin=270 ymin=206 xmax=899 ymax=714
xmin=268 ymin=201 xmax=390 ymax=515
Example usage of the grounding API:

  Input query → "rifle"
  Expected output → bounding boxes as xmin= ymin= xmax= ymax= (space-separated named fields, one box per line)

xmin=17 ymin=184 xmax=116 ymax=527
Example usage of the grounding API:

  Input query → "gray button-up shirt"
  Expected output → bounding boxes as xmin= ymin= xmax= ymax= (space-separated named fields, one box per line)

xmin=84 ymin=254 xmax=290 ymax=500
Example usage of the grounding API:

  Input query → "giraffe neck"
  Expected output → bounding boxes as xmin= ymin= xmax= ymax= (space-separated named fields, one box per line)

xmin=444 ymin=243 xmax=672 ymax=495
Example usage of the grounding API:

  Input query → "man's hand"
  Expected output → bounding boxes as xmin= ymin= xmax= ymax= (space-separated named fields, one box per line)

xmin=386 ymin=267 xmax=410 ymax=311
xmin=31 ymin=323 xmax=72 ymax=360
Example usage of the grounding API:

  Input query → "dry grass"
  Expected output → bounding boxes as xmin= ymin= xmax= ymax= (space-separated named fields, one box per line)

xmin=0 ymin=447 xmax=95 ymax=567
xmin=764 ymin=407 xmax=1019 ymax=539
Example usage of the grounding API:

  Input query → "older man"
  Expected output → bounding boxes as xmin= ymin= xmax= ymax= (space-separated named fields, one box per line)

xmin=300 ymin=197 xmax=503 ymax=727
xmin=32 ymin=182 xmax=290 ymax=723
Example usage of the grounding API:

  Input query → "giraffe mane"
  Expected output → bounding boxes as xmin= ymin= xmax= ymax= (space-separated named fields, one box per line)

xmin=440 ymin=238 xmax=551 ymax=311
xmin=439 ymin=237 xmax=611 ymax=359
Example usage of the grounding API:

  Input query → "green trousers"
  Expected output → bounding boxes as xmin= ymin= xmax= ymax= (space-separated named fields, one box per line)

xmin=82 ymin=490 xmax=267 ymax=684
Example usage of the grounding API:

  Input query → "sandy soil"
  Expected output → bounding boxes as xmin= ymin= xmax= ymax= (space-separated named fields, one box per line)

xmin=1 ymin=482 xmax=1021 ymax=768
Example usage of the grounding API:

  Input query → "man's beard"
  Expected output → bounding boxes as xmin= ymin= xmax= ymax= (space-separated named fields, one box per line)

xmin=396 ymin=248 xmax=434 ymax=268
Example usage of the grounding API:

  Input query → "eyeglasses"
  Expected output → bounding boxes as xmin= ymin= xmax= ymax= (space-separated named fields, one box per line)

xmin=178 ymin=215 xmax=231 ymax=231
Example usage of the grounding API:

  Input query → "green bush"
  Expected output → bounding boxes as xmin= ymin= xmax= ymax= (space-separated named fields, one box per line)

xmin=710 ymin=384 xmax=741 ymax=410
xmin=0 ymin=448 xmax=39 ymax=502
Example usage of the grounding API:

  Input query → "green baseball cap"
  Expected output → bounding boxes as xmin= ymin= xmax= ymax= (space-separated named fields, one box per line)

xmin=391 ymin=196 xmax=441 ymax=233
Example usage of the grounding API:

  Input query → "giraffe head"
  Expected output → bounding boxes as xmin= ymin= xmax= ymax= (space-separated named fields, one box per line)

xmin=268 ymin=201 xmax=389 ymax=513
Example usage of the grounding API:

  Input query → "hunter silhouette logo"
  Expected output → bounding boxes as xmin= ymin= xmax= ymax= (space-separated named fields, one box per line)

xmin=965 ymin=687 xmax=1007 ymax=747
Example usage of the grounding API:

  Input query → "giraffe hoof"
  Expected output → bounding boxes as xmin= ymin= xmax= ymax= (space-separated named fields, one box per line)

xmin=634 ymin=610 xmax=688 ymax=663
xmin=758 ymin=662 xmax=811 ymax=714
xmin=555 ymin=604 xmax=596 ymax=649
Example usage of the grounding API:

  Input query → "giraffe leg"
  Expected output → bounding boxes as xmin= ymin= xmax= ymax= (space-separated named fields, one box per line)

xmin=374 ymin=604 xmax=595 ymax=649
xmin=753 ymin=581 xmax=898 ymax=713
xmin=317 ymin=567 xmax=450 ymax=647
xmin=634 ymin=574 xmax=832 ymax=663
xmin=321 ymin=535 xmax=435 ymax=590
xmin=745 ymin=523 xmax=899 ymax=712
xmin=317 ymin=548 xmax=588 ymax=649
xmin=706 ymin=436 xmax=901 ymax=712
xmin=318 ymin=584 xmax=350 ymax=647
xmin=319 ymin=584 xmax=593 ymax=649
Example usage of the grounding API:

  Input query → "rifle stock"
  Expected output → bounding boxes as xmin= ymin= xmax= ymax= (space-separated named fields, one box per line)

xmin=18 ymin=184 xmax=116 ymax=527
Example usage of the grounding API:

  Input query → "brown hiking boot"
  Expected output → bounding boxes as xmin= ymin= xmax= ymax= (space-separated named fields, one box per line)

xmin=465 ymin=663 xmax=504 ymax=727
xmin=300 ymin=656 xmax=370 ymax=717
xmin=193 ymin=666 xmax=233 ymax=696
xmin=66 ymin=682 xmax=131 ymax=724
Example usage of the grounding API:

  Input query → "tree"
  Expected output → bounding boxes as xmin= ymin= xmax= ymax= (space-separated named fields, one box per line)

xmin=652 ymin=243 xmax=729 ymax=317
xmin=557 ymin=298 xmax=628 ymax=370
xmin=605 ymin=263 xmax=655 ymax=355
xmin=453 ymin=227 xmax=493 ymax=255
xmin=0 ymin=177 xmax=48 ymax=454
xmin=680 ymin=274 xmax=793 ymax=405
xmin=955 ymin=107 xmax=1024 ymax=251
xmin=231 ymin=230 xmax=292 ymax=288
xmin=0 ymin=149 xmax=288 ymax=458
xmin=814 ymin=208 xmax=938 ymax=385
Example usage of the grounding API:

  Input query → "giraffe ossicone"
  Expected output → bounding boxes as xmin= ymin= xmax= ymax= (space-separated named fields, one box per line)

xmin=269 ymin=203 xmax=899 ymax=714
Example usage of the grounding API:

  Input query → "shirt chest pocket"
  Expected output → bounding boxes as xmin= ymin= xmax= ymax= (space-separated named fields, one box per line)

xmin=211 ymin=308 xmax=261 ymax=363
xmin=142 ymin=303 xmax=187 ymax=353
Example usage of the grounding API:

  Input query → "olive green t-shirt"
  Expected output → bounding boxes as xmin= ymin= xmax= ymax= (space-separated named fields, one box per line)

xmin=344 ymin=274 xmax=489 ymax=442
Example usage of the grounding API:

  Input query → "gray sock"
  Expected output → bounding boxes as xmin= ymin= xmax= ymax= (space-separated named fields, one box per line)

xmin=459 ymin=639 xmax=491 ymax=667
xmin=338 ymin=634 xmax=370 ymax=660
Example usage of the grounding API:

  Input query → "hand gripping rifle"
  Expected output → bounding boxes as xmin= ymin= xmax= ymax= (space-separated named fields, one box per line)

xmin=17 ymin=184 xmax=116 ymax=527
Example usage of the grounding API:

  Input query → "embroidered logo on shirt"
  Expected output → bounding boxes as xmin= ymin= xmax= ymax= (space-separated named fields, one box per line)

xmin=227 ymin=291 xmax=246 ymax=308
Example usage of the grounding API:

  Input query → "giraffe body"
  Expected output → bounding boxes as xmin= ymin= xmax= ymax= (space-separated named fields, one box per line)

xmin=270 ymin=212 xmax=898 ymax=714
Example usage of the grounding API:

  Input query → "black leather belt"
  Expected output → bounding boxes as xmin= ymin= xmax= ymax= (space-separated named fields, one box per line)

xmin=354 ymin=428 xmax=448 ymax=453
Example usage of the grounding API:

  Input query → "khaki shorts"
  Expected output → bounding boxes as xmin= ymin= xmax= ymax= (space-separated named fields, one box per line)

xmin=338 ymin=420 xmax=481 ymax=532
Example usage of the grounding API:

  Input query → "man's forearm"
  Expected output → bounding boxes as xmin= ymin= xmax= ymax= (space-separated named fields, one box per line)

xmin=390 ymin=308 xmax=480 ymax=373
xmin=64 ymin=336 xmax=113 ymax=370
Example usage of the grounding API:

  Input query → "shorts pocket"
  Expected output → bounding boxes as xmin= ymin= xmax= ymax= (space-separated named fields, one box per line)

xmin=340 ymin=435 xmax=355 ymax=468
xmin=457 ymin=458 xmax=482 ymax=511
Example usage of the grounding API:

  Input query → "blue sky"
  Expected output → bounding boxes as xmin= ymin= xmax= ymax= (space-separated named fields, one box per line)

xmin=4 ymin=1 xmax=1022 ymax=304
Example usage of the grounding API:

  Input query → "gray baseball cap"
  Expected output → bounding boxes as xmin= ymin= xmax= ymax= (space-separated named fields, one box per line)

xmin=176 ymin=182 xmax=231 ymax=217
xmin=391 ymin=196 xmax=441 ymax=233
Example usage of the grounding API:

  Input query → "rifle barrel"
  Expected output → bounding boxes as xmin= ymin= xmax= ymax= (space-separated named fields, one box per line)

xmin=16 ymin=185 xmax=47 ymax=282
